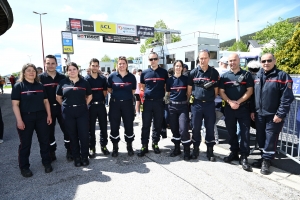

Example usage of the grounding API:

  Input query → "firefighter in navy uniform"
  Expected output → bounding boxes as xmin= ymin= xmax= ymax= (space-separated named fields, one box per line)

xmin=11 ymin=63 xmax=53 ymax=177
xmin=56 ymin=62 xmax=92 ymax=167
xmin=39 ymin=55 xmax=72 ymax=161
xmin=85 ymin=58 xmax=109 ymax=157
xmin=138 ymin=52 xmax=169 ymax=157
xmin=251 ymin=53 xmax=294 ymax=175
xmin=166 ymin=60 xmax=191 ymax=160
xmin=107 ymin=56 xmax=136 ymax=157
xmin=219 ymin=53 xmax=253 ymax=172
xmin=187 ymin=50 xmax=219 ymax=161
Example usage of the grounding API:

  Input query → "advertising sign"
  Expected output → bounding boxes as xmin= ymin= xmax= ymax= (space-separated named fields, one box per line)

xmin=136 ymin=25 xmax=154 ymax=38
xmin=117 ymin=24 xmax=136 ymax=36
xmin=69 ymin=18 xmax=82 ymax=31
xmin=61 ymin=31 xmax=74 ymax=54
xmin=82 ymin=20 xmax=94 ymax=32
xmin=103 ymin=35 xmax=140 ymax=44
xmin=54 ymin=54 xmax=62 ymax=73
xmin=77 ymin=34 xmax=100 ymax=41
xmin=95 ymin=21 xmax=116 ymax=34
xmin=292 ymin=77 xmax=300 ymax=95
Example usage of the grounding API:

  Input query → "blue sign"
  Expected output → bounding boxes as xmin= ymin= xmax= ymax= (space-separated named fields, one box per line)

xmin=54 ymin=54 xmax=62 ymax=73
xmin=63 ymin=39 xmax=73 ymax=46
xmin=292 ymin=78 xmax=300 ymax=95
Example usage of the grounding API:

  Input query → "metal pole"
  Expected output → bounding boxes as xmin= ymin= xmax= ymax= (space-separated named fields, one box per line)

xmin=234 ymin=0 xmax=241 ymax=42
xmin=39 ymin=14 xmax=45 ymax=71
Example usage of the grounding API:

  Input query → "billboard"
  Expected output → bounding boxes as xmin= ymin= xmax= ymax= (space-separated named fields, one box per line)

xmin=117 ymin=24 xmax=136 ymax=36
xmin=137 ymin=25 xmax=154 ymax=38
xmin=54 ymin=54 xmax=62 ymax=73
xmin=95 ymin=21 xmax=117 ymax=34
xmin=292 ymin=77 xmax=300 ymax=95
xmin=69 ymin=18 xmax=82 ymax=31
xmin=77 ymin=34 xmax=100 ymax=41
xmin=103 ymin=35 xmax=140 ymax=44
xmin=61 ymin=31 xmax=74 ymax=54
xmin=82 ymin=20 xmax=94 ymax=32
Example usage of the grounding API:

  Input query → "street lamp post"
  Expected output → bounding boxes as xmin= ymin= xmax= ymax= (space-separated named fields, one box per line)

xmin=27 ymin=55 xmax=32 ymax=62
xmin=33 ymin=11 xmax=47 ymax=70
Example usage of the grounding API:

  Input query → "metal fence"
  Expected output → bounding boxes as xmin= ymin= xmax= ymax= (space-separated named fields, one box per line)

xmin=278 ymin=95 xmax=300 ymax=164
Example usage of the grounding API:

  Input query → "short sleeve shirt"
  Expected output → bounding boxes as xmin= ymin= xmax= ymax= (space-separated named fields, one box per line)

xmin=84 ymin=74 xmax=107 ymax=103
xmin=11 ymin=80 xmax=47 ymax=113
xmin=219 ymin=69 xmax=254 ymax=100
xmin=56 ymin=77 xmax=92 ymax=106
xmin=140 ymin=67 xmax=169 ymax=99
xmin=188 ymin=66 xmax=219 ymax=101
xmin=166 ymin=75 xmax=188 ymax=102
xmin=107 ymin=72 xmax=136 ymax=100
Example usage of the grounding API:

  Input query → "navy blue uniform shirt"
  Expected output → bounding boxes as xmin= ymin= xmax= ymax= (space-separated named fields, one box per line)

xmin=56 ymin=77 xmax=92 ymax=106
xmin=11 ymin=80 xmax=47 ymax=113
xmin=166 ymin=75 xmax=188 ymax=102
xmin=219 ymin=69 xmax=253 ymax=101
xmin=140 ymin=67 xmax=168 ymax=99
xmin=85 ymin=74 xmax=107 ymax=103
xmin=39 ymin=71 xmax=66 ymax=105
xmin=107 ymin=72 xmax=136 ymax=101
xmin=188 ymin=66 xmax=219 ymax=101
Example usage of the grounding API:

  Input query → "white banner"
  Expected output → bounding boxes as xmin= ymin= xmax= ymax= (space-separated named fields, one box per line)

xmin=117 ymin=24 xmax=136 ymax=36
xmin=77 ymin=34 xmax=100 ymax=41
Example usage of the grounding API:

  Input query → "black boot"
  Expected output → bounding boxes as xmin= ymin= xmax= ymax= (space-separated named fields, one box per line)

xmin=137 ymin=144 xmax=149 ymax=157
xmin=44 ymin=164 xmax=53 ymax=173
xmin=66 ymin=150 xmax=73 ymax=161
xmin=252 ymin=158 xmax=263 ymax=168
xmin=239 ymin=155 xmax=252 ymax=172
xmin=261 ymin=159 xmax=271 ymax=175
xmin=21 ymin=168 xmax=33 ymax=178
xmin=81 ymin=157 xmax=89 ymax=166
xmin=112 ymin=143 xmax=119 ymax=157
xmin=223 ymin=151 xmax=239 ymax=163
xmin=190 ymin=146 xmax=199 ymax=159
xmin=152 ymin=142 xmax=161 ymax=154
xmin=127 ymin=142 xmax=134 ymax=156
xmin=183 ymin=146 xmax=191 ymax=161
xmin=206 ymin=146 xmax=216 ymax=162
xmin=89 ymin=147 xmax=96 ymax=158
xmin=101 ymin=145 xmax=110 ymax=155
xmin=170 ymin=143 xmax=181 ymax=157
xmin=74 ymin=157 xmax=81 ymax=167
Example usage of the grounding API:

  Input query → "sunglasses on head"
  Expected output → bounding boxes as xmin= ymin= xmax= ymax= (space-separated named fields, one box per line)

xmin=149 ymin=58 xmax=158 ymax=61
xmin=261 ymin=59 xmax=272 ymax=63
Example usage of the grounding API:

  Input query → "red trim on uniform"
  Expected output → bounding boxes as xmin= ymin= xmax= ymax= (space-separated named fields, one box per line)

xmin=43 ymin=83 xmax=58 ymax=87
xmin=170 ymin=86 xmax=187 ymax=90
xmin=144 ymin=78 xmax=165 ymax=81
xmin=62 ymin=87 xmax=86 ymax=90
xmin=91 ymin=88 xmax=103 ymax=90
xmin=21 ymin=90 xmax=43 ymax=94
xmin=266 ymin=79 xmax=293 ymax=84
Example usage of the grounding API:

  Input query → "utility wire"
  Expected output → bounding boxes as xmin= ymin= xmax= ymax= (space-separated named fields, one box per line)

xmin=213 ymin=0 xmax=220 ymax=34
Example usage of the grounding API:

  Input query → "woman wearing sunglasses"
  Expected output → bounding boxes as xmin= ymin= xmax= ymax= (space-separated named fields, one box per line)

xmin=166 ymin=60 xmax=191 ymax=160
xmin=11 ymin=63 xmax=53 ymax=177
xmin=56 ymin=62 xmax=92 ymax=167
xmin=107 ymin=56 xmax=136 ymax=157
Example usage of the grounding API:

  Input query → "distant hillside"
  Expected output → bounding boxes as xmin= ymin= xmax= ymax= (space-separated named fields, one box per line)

xmin=220 ymin=16 xmax=300 ymax=48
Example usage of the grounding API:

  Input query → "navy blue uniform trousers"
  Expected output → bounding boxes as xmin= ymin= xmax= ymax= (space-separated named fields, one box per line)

xmin=191 ymin=100 xmax=216 ymax=147
xmin=255 ymin=114 xmax=284 ymax=160
xmin=89 ymin=103 xmax=108 ymax=147
xmin=17 ymin=111 xmax=51 ymax=169
xmin=224 ymin=105 xmax=250 ymax=156
xmin=169 ymin=103 xmax=190 ymax=146
xmin=49 ymin=105 xmax=70 ymax=152
xmin=109 ymin=99 xmax=135 ymax=143
xmin=62 ymin=105 xmax=89 ymax=159
xmin=141 ymin=99 xmax=164 ymax=144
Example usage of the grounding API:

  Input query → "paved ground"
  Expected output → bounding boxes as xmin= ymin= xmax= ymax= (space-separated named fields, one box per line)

xmin=1 ymin=88 xmax=300 ymax=200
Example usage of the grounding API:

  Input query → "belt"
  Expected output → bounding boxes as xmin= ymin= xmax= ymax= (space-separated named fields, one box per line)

xmin=91 ymin=101 xmax=105 ymax=105
xmin=52 ymin=104 xmax=58 ymax=106
xmin=170 ymin=101 xmax=187 ymax=104
xmin=144 ymin=98 xmax=163 ymax=101
xmin=194 ymin=99 xmax=213 ymax=103
xmin=111 ymin=98 xmax=131 ymax=102
xmin=64 ymin=104 xmax=85 ymax=107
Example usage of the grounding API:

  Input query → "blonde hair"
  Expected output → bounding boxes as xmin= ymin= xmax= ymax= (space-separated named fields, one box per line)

xmin=18 ymin=63 xmax=39 ymax=82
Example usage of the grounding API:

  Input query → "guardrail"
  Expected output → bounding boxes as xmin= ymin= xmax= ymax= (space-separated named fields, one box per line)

xmin=278 ymin=95 xmax=300 ymax=164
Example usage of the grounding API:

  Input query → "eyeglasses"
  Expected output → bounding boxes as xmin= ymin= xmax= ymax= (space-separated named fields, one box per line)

xmin=119 ymin=56 xmax=126 ymax=59
xmin=149 ymin=58 xmax=158 ymax=61
xmin=261 ymin=59 xmax=273 ymax=63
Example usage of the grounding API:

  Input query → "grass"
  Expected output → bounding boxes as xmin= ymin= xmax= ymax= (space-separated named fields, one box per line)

xmin=4 ymin=85 xmax=12 ymax=88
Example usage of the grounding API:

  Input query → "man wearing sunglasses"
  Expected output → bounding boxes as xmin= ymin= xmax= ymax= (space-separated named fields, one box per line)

xmin=251 ymin=53 xmax=294 ymax=175
xmin=138 ymin=52 xmax=169 ymax=157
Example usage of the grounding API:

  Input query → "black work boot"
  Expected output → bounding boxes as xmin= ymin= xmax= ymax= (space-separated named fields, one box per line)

xmin=89 ymin=148 xmax=96 ymax=158
xmin=261 ymin=159 xmax=271 ymax=175
xmin=74 ymin=157 xmax=81 ymax=167
xmin=190 ymin=146 xmax=199 ymax=159
xmin=112 ymin=143 xmax=119 ymax=157
xmin=66 ymin=150 xmax=73 ymax=161
xmin=223 ymin=151 xmax=239 ymax=163
xmin=239 ymin=155 xmax=252 ymax=172
xmin=137 ymin=144 xmax=149 ymax=157
xmin=101 ymin=145 xmax=110 ymax=155
xmin=170 ymin=143 xmax=181 ymax=157
xmin=44 ymin=164 xmax=53 ymax=173
xmin=127 ymin=142 xmax=134 ymax=156
xmin=81 ymin=157 xmax=89 ymax=166
xmin=183 ymin=146 xmax=191 ymax=161
xmin=21 ymin=168 xmax=33 ymax=177
xmin=206 ymin=146 xmax=216 ymax=162
xmin=50 ymin=151 xmax=56 ymax=162
xmin=152 ymin=142 xmax=161 ymax=154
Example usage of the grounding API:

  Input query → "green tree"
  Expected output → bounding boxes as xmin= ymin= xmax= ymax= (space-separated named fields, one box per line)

xmin=275 ymin=24 xmax=300 ymax=74
xmin=140 ymin=20 xmax=181 ymax=53
xmin=252 ymin=18 xmax=295 ymax=54
xmin=228 ymin=41 xmax=248 ymax=52
xmin=101 ymin=55 xmax=111 ymax=62
xmin=113 ymin=57 xmax=118 ymax=68
xmin=127 ymin=56 xmax=134 ymax=61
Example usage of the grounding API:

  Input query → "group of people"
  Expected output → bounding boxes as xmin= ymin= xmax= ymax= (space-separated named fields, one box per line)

xmin=11 ymin=51 xmax=294 ymax=178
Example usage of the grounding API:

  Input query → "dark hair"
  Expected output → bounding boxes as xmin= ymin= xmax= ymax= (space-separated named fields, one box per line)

xmin=37 ymin=67 xmax=43 ymax=71
xmin=168 ymin=68 xmax=174 ymax=76
xmin=148 ymin=52 xmax=159 ymax=58
xmin=117 ymin=56 xmax=129 ymax=72
xmin=137 ymin=69 xmax=142 ymax=72
xmin=19 ymin=63 xmax=39 ymax=82
xmin=198 ymin=49 xmax=210 ymax=57
xmin=89 ymin=58 xmax=100 ymax=66
xmin=66 ymin=62 xmax=81 ymax=78
xmin=172 ymin=60 xmax=184 ymax=75
xmin=45 ymin=55 xmax=57 ymax=64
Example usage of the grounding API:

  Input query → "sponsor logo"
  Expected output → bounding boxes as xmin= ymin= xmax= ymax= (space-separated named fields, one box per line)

xmin=69 ymin=19 xmax=82 ymax=31
xmin=117 ymin=24 xmax=136 ymax=36
xmin=63 ymin=46 xmax=73 ymax=53
xmin=62 ymin=32 xmax=72 ymax=39
xmin=77 ymin=34 xmax=100 ymax=41
xmin=82 ymin=20 xmax=94 ymax=32
xmin=95 ymin=22 xmax=116 ymax=34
